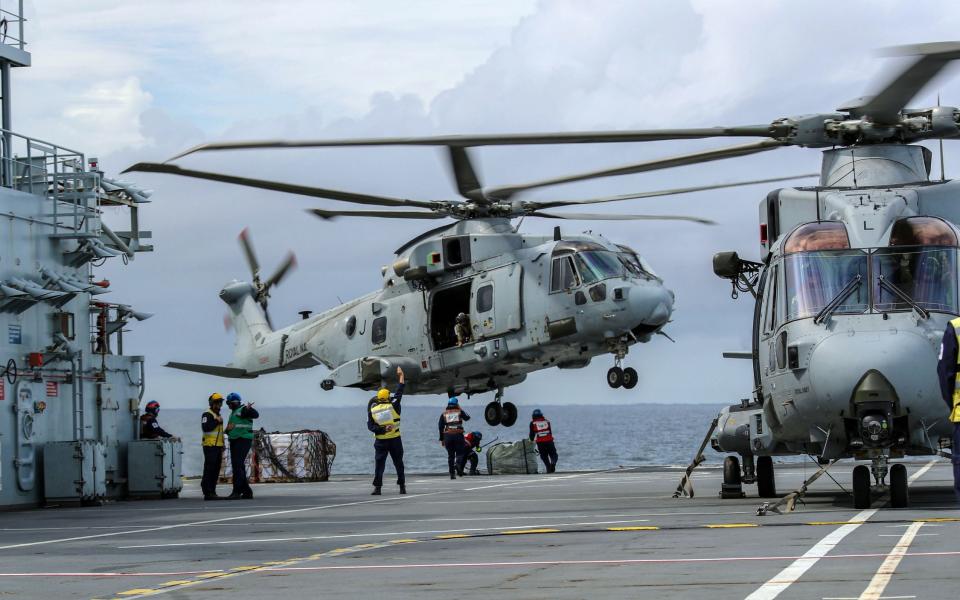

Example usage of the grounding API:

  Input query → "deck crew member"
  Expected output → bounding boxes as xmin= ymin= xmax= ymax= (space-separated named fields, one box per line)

xmin=225 ymin=392 xmax=259 ymax=500
xmin=936 ymin=318 xmax=960 ymax=502
xmin=458 ymin=431 xmax=483 ymax=476
xmin=201 ymin=393 xmax=226 ymax=501
xmin=140 ymin=400 xmax=173 ymax=440
xmin=368 ymin=367 xmax=406 ymax=496
xmin=439 ymin=397 xmax=470 ymax=479
xmin=454 ymin=312 xmax=471 ymax=346
xmin=529 ymin=409 xmax=558 ymax=473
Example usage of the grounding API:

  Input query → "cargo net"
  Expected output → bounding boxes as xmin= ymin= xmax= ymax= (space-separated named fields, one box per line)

xmin=222 ymin=430 xmax=337 ymax=483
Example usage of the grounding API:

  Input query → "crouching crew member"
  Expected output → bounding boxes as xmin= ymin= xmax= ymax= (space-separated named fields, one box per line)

xmin=439 ymin=397 xmax=470 ymax=479
xmin=140 ymin=400 xmax=173 ymax=440
xmin=201 ymin=393 xmax=226 ymax=500
xmin=225 ymin=392 xmax=258 ymax=500
xmin=368 ymin=367 xmax=406 ymax=496
xmin=529 ymin=409 xmax=558 ymax=473
xmin=458 ymin=431 xmax=483 ymax=476
xmin=936 ymin=318 xmax=960 ymax=503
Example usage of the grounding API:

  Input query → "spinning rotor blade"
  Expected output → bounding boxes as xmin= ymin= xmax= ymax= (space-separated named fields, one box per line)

xmin=529 ymin=211 xmax=715 ymax=225
xmin=238 ymin=228 xmax=260 ymax=281
xmin=122 ymin=162 xmax=437 ymax=209
xmin=310 ymin=208 xmax=448 ymax=220
xmin=846 ymin=42 xmax=960 ymax=123
xmin=262 ymin=252 xmax=297 ymax=292
xmin=163 ymin=126 xmax=775 ymax=161
xmin=486 ymin=139 xmax=786 ymax=200
xmin=448 ymin=147 xmax=487 ymax=202
xmin=531 ymin=173 xmax=818 ymax=210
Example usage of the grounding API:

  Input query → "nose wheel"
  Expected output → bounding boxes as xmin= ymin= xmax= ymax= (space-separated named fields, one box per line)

xmin=852 ymin=456 xmax=909 ymax=509
xmin=484 ymin=388 xmax=517 ymax=427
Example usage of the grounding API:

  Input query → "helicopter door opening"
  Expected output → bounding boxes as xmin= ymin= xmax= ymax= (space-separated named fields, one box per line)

xmin=430 ymin=282 xmax=472 ymax=350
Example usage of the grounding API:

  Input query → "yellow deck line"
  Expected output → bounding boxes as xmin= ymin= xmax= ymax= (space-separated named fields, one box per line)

xmin=607 ymin=526 xmax=659 ymax=531
xmin=915 ymin=517 xmax=960 ymax=523
xmin=705 ymin=523 xmax=759 ymax=528
xmin=501 ymin=528 xmax=561 ymax=535
xmin=435 ymin=533 xmax=471 ymax=539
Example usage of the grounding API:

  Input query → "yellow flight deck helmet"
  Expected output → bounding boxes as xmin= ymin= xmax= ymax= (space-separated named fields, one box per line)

xmin=377 ymin=388 xmax=390 ymax=401
xmin=208 ymin=392 xmax=225 ymax=405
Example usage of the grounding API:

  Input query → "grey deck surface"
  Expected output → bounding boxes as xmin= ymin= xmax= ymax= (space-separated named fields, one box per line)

xmin=0 ymin=460 xmax=957 ymax=599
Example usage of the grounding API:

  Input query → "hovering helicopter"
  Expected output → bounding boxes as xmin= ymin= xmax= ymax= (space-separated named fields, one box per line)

xmin=126 ymin=144 xmax=809 ymax=427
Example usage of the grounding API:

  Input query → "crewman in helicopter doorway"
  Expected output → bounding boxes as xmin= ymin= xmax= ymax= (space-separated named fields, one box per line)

xmin=367 ymin=367 xmax=406 ymax=495
xmin=936 ymin=318 xmax=960 ymax=503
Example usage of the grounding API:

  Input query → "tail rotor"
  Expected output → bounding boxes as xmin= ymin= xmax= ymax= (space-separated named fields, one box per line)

xmin=237 ymin=228 xmax=297 ymax=329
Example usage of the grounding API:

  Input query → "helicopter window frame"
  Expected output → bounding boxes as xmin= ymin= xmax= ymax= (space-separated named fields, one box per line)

xmin=371 ymin=316 xmax=387 ymax=345
xmin=871 ymin=245 xmax=959 ymax=315
xmin=550 ymin=255 xmax=581 ymax=293
xmin=763 ymin=265 xmax=780 ymax=336
xmin=781 ymin=249 xmax=870 ymax=323
xmin=476 ymin=284 xmax=494 ymax=313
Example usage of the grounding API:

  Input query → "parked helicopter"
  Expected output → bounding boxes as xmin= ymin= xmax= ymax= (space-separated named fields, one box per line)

xmin=126 ymin=149 xmax=809 ymax=427
xmin=128 ymin=41 xmax=960 ymax=503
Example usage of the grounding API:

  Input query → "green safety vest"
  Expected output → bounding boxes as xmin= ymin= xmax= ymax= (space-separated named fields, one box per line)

xmin=371 ymin=401 xmax=401 ymax=440
xmin=228 ymin=407 xmax=255 ymax=440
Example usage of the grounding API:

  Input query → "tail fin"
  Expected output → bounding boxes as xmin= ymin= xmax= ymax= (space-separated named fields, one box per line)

xmin=220 ymin=281 xmax=271 ymax=365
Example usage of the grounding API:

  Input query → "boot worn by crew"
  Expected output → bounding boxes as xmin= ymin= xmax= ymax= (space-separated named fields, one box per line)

xmin=371 ymin=486 xmax=382 ymax=496
xmin=469 ymin=469 xmax=480 ymax=476
xmin=204 ymin=494 xmax=224 ymax=501
xmin=226 ymin=492 xmax=243 ymax=500
xmin=399 ymin=485 xmax=406 ymax=495
xmin=241 ymin=492 xmax=254 ymax=500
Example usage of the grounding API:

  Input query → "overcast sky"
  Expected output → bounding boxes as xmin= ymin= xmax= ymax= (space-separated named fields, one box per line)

xmin=14 ymin=1 xmax=960 ymax=409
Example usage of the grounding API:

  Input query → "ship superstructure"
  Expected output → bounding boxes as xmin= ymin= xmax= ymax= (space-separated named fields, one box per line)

xmin=0 ymin=4 xmax=160 ymax=508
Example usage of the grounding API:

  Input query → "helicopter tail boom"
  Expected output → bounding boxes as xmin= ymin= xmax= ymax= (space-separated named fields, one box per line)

xmin=220 ymin=280 xmax=273 ymax=366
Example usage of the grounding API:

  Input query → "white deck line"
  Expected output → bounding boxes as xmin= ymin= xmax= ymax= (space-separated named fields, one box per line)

xmin=858 ymin=521 xmax=925 ymax=600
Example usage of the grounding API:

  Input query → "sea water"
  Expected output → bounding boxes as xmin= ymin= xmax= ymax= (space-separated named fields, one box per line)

xmin=159 ymin=404 xmax=727 ymax=477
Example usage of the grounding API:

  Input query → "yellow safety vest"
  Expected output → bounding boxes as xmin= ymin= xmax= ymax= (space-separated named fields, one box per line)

xmin=201 ymin=409 xmax=225 ymax=447
xmin=951 ymin=317 xmax=960 ymax=422
xmin=371 ymin=402 xmax=401 ymax=440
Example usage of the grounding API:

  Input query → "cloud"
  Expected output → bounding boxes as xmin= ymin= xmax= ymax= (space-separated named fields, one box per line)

xmin=20 ymin=0 xmax=960 ymax=408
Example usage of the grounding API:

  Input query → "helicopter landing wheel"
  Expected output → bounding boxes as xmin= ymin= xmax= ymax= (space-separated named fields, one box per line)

xmin=484 ymin=402 xmax=502 ymax=427
xmin=606 ymin=366 xmax=623 ymax=388
xmin=501 ymin=402 xmax=518 ymax=427
xmin=852 ymin=464 xmax=871 ymax=509
xmin=720 ymin=455 xmax=744 ymax=499
xmin=621 ymin=367 xmax=638 ymax=389
xmin=890 ymin=463 xmax=909 ymax=508
xmin=756 ymin=456 xmax=776 ymax=498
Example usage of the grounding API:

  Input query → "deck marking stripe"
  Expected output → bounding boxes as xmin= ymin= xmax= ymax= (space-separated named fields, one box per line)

xmin=744 ymin=508 xmax=879 ymax=600
xmin=608 ymin=526 xmax=659 ymax=531
xmin=705 ymin=523 xmax=759 ymax=528
xmin=463 ymin=468 xmax=622 ymax=491
xmin=0 ymin=491 xmax=447 ymax=551
xmin=858 ymin=521 xmax=924 ymax=600
xmin=906 ymin=459 xmax=938 ymax=483
xmin=500 ymin=529 xmax=560 ymax=535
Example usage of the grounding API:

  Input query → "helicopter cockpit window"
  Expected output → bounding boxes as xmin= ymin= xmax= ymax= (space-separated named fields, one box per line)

xmin=616 ymin=245 xmax=657 ymax=279
xmin=784 ymin=250 xmax=869 ymax=320
xmin=872 ymin=247 xmax=958 ymax=313
xmin=550 ymin=256 xmax=581 ymax=292
xmin=575 ymin=251 xmax=624 ymax=284
xmin=783 ymin=222 xmax=850 ymax=254
xmin=888 ymin=216 xmax=958 ymax=247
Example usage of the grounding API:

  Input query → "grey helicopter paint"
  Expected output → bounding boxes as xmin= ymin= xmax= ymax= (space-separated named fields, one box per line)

xmin=128 ymin=147 xmax=811 ymax=426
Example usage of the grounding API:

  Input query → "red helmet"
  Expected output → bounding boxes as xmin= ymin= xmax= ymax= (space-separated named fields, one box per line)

xmin=145 ymin=400 xmax=160 ymax=415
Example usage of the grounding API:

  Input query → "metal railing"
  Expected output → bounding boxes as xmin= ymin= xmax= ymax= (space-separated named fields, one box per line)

xmin=0 ymin=1 xmax=25 ymax=51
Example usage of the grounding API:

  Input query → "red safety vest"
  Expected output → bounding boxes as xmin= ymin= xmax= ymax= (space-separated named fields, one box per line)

xmin=443 ymin=407 xmax=464 ymax=434
xmin=464 ymin=433 xmax=478 ymax=448
xmin=532 ymin=417 xmax=553 ymax=442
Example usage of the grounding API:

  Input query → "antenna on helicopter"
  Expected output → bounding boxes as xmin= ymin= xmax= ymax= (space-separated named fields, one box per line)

xmin=939 ymin=93 xmax=947 ymax=181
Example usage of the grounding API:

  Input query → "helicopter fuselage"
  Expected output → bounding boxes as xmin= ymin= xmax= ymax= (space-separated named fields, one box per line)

xmin=198 ymin=218 xmax=674 ymax=398
xmin=713 ymin=144 xmax=957 ymax=461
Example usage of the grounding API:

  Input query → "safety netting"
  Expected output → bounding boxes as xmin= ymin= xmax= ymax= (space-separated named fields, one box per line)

xmin=222 ymin=430 xmax=337 ymax=482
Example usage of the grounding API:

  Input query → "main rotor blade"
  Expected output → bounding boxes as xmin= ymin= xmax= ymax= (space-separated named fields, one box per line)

xmin=844 ymin=41 xmax=960 ymax=123
xmin=447 ymin=146 xmax=487 ymax=202
xmin=238 ymin=228 xmax=260 ymax=281
xmin=486 ymin=139 xmax=786 ymax=200
xmin=262 ymin=252 xmax=297 ymax=292
xmin=529 ymin=211 xmax=715 ymax=225
xmin=122 ymin=162 xmax=437 ymax=209
xmin=309 ymin=208 xmax=448 ymax=220
xmin=531 ymin=173 xmax=818 ymax=210
xmin=162 ymin=126 xmax=775 ymax=161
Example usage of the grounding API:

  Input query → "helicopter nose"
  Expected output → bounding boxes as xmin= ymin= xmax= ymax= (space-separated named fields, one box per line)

xmin=628 ymin=283 xmax=674 ymax=327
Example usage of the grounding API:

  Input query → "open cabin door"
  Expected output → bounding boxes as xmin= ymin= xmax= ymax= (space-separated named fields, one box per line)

xmin=470 ymin=263 xmax=523 ymax=340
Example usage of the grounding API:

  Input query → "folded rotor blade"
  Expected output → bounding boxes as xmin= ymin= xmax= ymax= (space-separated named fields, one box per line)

xmin=162 ymin=126 xmax=775 ymax=161
xmin=447 ymin=146 xmax=487 ymax=202
xmin=529 ymin=211 xmax=715 ymax=225
xmin=238 ymin=228 xmax=260 ymax=281
xmin=531 ymin=173 xmax=818 ymax=210
xmin=122 ymin=162 xmax=437 ymax=209
xmin=486 ymin=139 xmax=787 ymax=200
xmin=262 ymin=252 xmax=297 ymax=291
xmin=848 ymin=41 xmax=960 ymax=123
xmin=309 ymin=208 xmax=448 ymax=220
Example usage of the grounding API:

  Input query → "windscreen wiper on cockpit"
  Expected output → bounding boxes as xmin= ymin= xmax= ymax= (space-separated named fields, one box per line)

xmin=813 ymin=274 xmax=862 ymax=325
xmin=877 ymin=275 xmax=930 ymax=320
